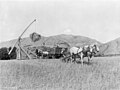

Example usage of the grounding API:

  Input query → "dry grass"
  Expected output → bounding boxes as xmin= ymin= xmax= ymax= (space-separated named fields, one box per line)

xmin=0 ymin=57 xmax=120 ymax=90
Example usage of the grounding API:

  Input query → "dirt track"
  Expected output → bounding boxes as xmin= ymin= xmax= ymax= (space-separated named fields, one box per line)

xmin=0 ymin=57 xmax=120 ymax=90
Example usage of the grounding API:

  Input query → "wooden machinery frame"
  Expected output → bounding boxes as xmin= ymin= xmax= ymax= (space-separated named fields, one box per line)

xmin=8 ymin=19 xmax=36 ymax=60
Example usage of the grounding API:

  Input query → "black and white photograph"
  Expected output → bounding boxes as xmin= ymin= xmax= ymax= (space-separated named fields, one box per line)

xmin=0 ymin=0 xmax=120 ymax=90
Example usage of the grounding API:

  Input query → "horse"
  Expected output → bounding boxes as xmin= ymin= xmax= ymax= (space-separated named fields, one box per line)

xmin=61 ymin=48 xmax=72 ymax=62
xmin=69 ymin=46 xmax=83 ymax=63
xmin=81 ymin=44 xmax=99 ymax=64
xmin=61 ymin=46 xmax=84 ymax=63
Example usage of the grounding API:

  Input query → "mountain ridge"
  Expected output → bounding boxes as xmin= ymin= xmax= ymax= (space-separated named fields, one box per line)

xmin=99 ymin=37 xmax=120 ymax=56
xmin=0 ymin=34 xmax=101 ymax=48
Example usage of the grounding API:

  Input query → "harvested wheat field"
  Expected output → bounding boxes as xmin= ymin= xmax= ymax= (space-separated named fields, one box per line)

xmin=0 ymin=57 xmax=120 ymax=90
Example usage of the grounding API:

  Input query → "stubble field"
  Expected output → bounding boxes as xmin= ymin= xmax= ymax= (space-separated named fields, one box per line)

xmin=0 ymin=56 xmax=120 ymax=90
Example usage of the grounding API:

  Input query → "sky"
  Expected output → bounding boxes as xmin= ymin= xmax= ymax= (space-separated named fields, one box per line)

xmin=0 ymin=0 xmax=120 ymax=43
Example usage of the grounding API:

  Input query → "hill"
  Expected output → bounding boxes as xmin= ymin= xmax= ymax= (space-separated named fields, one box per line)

xmin=0 ymin=34 xmax=101 ymax=48
xmin=99 ymin=37 xmax=120 ymax=56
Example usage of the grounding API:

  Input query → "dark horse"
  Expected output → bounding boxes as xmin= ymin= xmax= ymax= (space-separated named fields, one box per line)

xmin=81 ymin=44 xmax=99 ymax=64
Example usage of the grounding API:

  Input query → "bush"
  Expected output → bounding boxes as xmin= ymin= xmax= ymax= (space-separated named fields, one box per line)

xmin=0 ymin=47 xmax=10 ymax=60
xmin=0 ymin=47 xmax=17 ymax=60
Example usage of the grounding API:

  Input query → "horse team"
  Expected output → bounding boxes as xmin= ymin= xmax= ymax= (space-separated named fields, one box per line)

xmin=61 ymin=43 xmax=99 ymax=64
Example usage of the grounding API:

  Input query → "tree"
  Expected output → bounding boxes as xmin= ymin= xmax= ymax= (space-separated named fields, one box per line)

xmin=0 ymin=47 xmax=10 ymax=60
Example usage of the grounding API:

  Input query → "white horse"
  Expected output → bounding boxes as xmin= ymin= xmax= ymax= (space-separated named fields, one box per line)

xmin=69 ymin=46 xmax=83 ymax=63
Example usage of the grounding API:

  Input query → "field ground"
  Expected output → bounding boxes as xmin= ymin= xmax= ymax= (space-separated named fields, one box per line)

xmin=0 ymin=56 xmax=120 ymax=90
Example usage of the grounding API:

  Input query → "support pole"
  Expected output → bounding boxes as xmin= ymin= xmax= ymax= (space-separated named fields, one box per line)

xmin=17 ymin=38 xmax=21 ymax=59
xmin=8 ymin=19 xmax=36 ymax=55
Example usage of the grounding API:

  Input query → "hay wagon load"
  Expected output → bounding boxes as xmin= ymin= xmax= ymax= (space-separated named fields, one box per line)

xmin=46 ymin=46 xmax=63 ymax=59
xmin=48 ymin=42 xmax=70 ymax=59
xmin=35 ymin=45 xmax=68 ymax=59
xmin=48 ymin=45 xmax=69 ymax=59
xmin=35 ymin=46 xmax=62 ymax=59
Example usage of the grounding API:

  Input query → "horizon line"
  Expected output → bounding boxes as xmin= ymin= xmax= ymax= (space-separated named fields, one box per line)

xmin=0 ymin=33 xmax=119 ymax=44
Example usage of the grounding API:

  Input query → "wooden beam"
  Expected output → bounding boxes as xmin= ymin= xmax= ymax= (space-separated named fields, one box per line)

xmin=20 ymin=46 xmax=31 ymax=59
